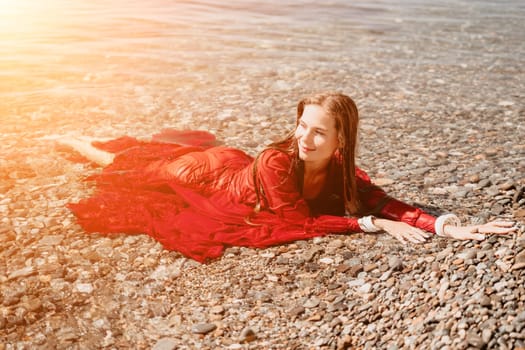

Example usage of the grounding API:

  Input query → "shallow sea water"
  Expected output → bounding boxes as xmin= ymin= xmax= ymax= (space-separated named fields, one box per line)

xmin=0 ymin=0 xmax=523 ymax=145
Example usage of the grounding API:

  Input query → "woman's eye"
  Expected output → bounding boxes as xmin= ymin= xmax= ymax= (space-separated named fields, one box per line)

xmin=315 ymin=130 xmax=325 ymax=136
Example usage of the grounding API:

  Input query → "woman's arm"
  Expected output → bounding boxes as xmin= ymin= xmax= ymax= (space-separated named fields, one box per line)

xmin=356 ymin=168 xmax=517 ymax=243
xmin=356 ymin=168 xmax=436 ymax=231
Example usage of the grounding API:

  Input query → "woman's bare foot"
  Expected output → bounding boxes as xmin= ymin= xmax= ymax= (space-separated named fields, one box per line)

xmin=41 ymin=135 xmax=115 ymax=166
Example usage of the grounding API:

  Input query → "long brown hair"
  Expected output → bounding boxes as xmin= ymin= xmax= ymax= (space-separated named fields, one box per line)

xmin=253 ymin=92 xmax=360 ymax=215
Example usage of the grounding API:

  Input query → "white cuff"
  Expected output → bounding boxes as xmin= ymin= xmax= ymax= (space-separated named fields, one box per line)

xmin=358 ymin=215 xmax=381 ymax=233
xmin=435 ymin=214 xmax=461 ymax=237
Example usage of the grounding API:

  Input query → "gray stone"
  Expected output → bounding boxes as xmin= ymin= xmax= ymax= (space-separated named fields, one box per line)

xmin=436 ymin=247 xmax=454 ymax=261
xmin=516 ymin=311 xmax=525 ymax=323
xmin=7 ymin=266 xmax=36 ymax=280
xmin=466 ymin=332 xmax=485 ymax=348
xmin=239 ymin=327 xmax=257 ymax=343
xmin=477 ymin=294 xmax=492 ymax=307
xmin=152 ymin=338 xmax=178 ymax=350
xmin=388 ymin=256 xmax=403 ymax=271
xmin=210 ymin=305 xmax=225 ymax=315
xmin=481 ymin=329 xmax=493 ymax=344
xmin=289 ymin=306 xmax=305 ymax=317
xmin=191 ymin=323 xmax=217 ymax=335
xmin=357 ymin=283 xmax=372 ymax=294
xmin=303 ymin=297 xmax=320 ymax=308
xmin=38 ymin=235 xmax=64 ymax=246
xmin=457 ymin=248 xmax=478 ymax=261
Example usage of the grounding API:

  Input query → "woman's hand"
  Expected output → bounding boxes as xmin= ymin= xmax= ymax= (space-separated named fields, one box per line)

xmin=443 ymin=220 xmax=517 ymax=240
xmin=373 ymin=218 xmax=432 ymax=244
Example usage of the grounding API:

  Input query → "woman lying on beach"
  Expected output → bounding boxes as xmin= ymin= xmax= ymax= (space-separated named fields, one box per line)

xmin=60 ymin=92 xmax=516 ymax=262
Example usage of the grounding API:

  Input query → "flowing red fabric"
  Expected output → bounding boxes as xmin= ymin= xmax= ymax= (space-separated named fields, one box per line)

xmin=68 ymin=129 xmax=436 ymax=263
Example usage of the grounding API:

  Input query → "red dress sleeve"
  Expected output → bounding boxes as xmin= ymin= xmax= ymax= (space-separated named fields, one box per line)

xmin=356 ymin=168 xmax=436 ymax=233
xmin=255 ymin=149 xmax=361 ymax=233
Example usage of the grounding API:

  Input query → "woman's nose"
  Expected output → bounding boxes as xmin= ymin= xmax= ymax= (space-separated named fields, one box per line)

xmin=301 ymin=130 xmax=314 ymax=145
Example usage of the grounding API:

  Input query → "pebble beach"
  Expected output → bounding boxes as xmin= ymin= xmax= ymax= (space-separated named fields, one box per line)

xmin=1 ymin=0 xmax=525 ymax=349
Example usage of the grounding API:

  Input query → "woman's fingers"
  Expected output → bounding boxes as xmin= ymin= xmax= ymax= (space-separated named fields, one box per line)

xmin=487 ymin=220 xmax=515 ymax=227
xmin=478 ymin=221 xmax=518 ymax=235
xmin=478 ymin=226 xmax=516 ymax=234
xmin=394 ymin=233 xmax=406 ymax=244
xmin=400 ymin=228 xmax=428 ymax=244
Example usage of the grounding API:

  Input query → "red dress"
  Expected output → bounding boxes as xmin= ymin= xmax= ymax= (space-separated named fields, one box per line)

xmin=69 ymin=130 xmax=436 ymax=263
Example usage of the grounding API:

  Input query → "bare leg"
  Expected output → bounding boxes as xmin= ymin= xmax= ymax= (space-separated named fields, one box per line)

xmin=58 ymin=136 xmax=115 ymax=166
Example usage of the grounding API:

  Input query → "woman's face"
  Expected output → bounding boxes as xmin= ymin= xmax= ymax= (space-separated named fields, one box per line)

xmin=295 ymin=104 xmax=340 ymax=165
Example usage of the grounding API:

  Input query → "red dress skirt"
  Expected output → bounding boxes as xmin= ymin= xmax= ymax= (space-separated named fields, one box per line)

xmin=69 ymin=129 xmax=436 ymax=263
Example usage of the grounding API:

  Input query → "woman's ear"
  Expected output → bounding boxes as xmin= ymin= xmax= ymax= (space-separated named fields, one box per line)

xmin=338 ymin=135 xmax=345 ymax=148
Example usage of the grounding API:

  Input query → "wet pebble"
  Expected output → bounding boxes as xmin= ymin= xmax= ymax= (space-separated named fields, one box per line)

xmin=152 ymin=338 xmax=178 ymax=350
xmin=239 ymin=327 xmax=257 ymax=343
xmin=388 ymin=256 xmax=403 ymax=271
xmin=191 ymin=323 xmax=217 ymax=335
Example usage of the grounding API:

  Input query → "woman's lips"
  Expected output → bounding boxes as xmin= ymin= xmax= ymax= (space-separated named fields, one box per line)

xmin=300 ymin=144 xmax=314 ymax=153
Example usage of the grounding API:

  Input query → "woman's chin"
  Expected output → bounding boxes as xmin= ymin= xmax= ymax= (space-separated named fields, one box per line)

xmin=298 ymin=151 xmax=308 ymax=160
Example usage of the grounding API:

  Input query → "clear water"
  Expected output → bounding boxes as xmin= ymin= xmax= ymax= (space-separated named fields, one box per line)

xmin=0 ymin=0 xmax=523 ymax=137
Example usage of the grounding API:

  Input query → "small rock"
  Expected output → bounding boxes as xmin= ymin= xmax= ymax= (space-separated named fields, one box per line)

xmin=75 ymin=283 xmax=93 ymax=294
xmin=468 ymin=174 xmax=481 ymax=183
xmin=385 ymin=277 xmax=396 ymax=288
xmin=348 ymin=264 xmax=363 ymax=277
xmin=239 ymin=327 xmax=257 ymax=343
xmin=482 ymin=329 xmax=493 ymax=344
xmin=24 ymin=298 xmax=43 ymax=313
xmin=452 ymin=258 xmax=464 ymax=265
xmin=436 ymin=247 xmax=454 ymax=261
xmin=289 ymin=306 xmax=305 ymax=317
xmin=499 ymin=182 xmax=515 ymax=191
xmin=152 ymin=338 xmax=178 ymax=350
xmin=515 ymin=250 xmax=525 ymax=265
xmin=516 ymin=311 xmax=525 ymax=323
xmin=327 ymin=239 xmax=344 ymax=249
xmin=336 ymin=264 xmax=351 ymax=273
xmin=347 ymin=278 xmax=366 ymax=288
xmin=272 ymin=267 xmax=288 ymax=275
xmin=477 ymin=179 xmax=491 ymax=189
xmin=466 ymin=332 xmax=485 ymax=348
xmin=358 ymin=283 xmax=372 ymax=294
xmin=8 ymin=266 xmax=36 ymax=280
xmin=457 ymin=248 xmax=478 ymax=261
xmin=388 ymin=256 xmax=403 ymax=271
xmin=495 ymin=260 xmax=510 ymax=272
xmin=319 ymin=257 xmax=334 ymax=265
xmin=514 ymin=208 xmax=525 ymax=219
xmin=210 ymin=305 xmax=225 ymax=315
xmin=490 ymin=203 xmax=505 ymax=216
xmin=363 ymin=263 xmax=377 ymax=272
xmin=38 ymin=235 xmax=64 ymax=246
xmin=374 ymin=178 xmax=394 ymax=186
xmin=438 ymin=280 xmax=450 ymax=301
xmin=304 ymin=297 xmax=320 ymax=308
xmin=478 ymin=294 xmax=492 ymax=307
xmin=494 ymin=247 xmax=509 ymax=259
xmin=191 ymin=323 xmax=217 ymax=335
xmin=149 ymin=301 xmax=172 ymax=317
xmin=380 ymin=270 xmax=392 ymax=281
xmin=493 ymin=280 xmax=507 ymax=292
